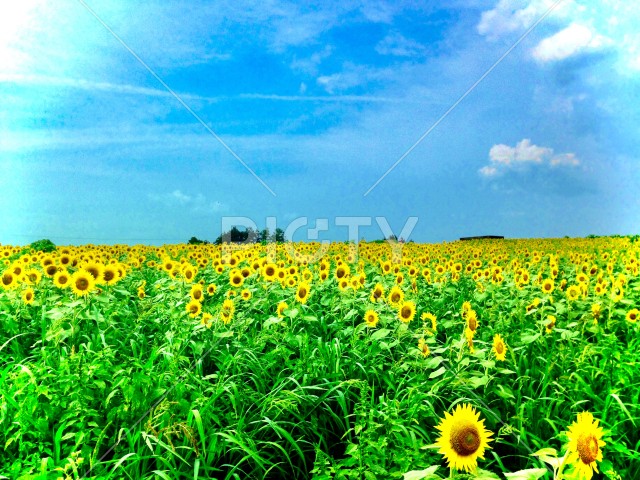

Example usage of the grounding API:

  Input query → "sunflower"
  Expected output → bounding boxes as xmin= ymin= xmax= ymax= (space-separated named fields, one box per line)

xmin=23 ymin=268 xmax=42 ymax=285
xmin=591 ymin=304 xmax=601 ymax=322
xmin=137 ymin=287 xmax=146 ymax=299
xmin=335 ymin=264 xmax=350 ymax=280
xmin=610 ymin=283 xmax=624 ymax=303
xmin=421 ymin=312 xmax=437 ymax=331
xmin=102 ymin=265 xmax=118 ymax=285
xmin=190 ymin=284 xmax=204 ymax=302
xmin=565 ymin=285 xmax=581 ymax=301
xmin=295 ymin=282 xmax=311 ymax=304
xmin=229 ymin=269 xmax=244 ymax=288
xmin=398 ymin=300 xmax=416 ymax=323
xmin=626 ymin=308 xmax=639 ymax=323
xmin=206 ymin=284 xmax=217 ymax=295
xmin=492 ymin=334 xmax=507 ymax=361
xmin=545 ymin=315 xmax=556 ymax=334
xmin=53 ymin=270 xmax=71 ymax=289
xmin=1 ymin=271 xmax=16 ymax=290
xmin=541 ymin=278 xmax=554 ymax=294
xmin=364 ymin=309 xmax=379 ymax=328
xmin=241 ymin=289 xmax=252 ymax=301
xmin=466 ymin=310 xmax=478 ymax=333
xmin=71 ymin=269 xmax=95 ymax=297
xmin=262 ymin=263 xmax=278 ymax=281
xmin=201 ymin=312 xmax=213 ymax=329
xmin=435 ymin=403 xmax=493 ymax=473
xmin=417 ymin=338 xmax=430 ymax=357
xmin=387 ymin=285 xmax=404 ymax=307
xmin=44 ymin=264 xmax=58 ymax=278
xmin=565 ymin=412 xmax=605 ymax=480
xmin=185 ymin=299 xmax=202 ymax=318
xmin=84 ymin=261 xmax=104 ymax=283
xmin=22 ymin=287 xmax=35 ymax=305
xmin=277 ymin=301 xmax=288 ymax=318
xmin=220 ymin=298 xmax=235 ymax=324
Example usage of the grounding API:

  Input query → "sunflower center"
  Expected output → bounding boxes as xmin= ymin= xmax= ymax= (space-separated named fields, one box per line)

xmin=76 ymin=278 xmax=89 ymax=290
xmin=104 ymin=270 xmax=115 ymax=281
xmin=451 ymin=423 xmax=481 ymax=456
xmin=495 ymin=342 xmax=505 ymax=354
xmin=401 ymin=306 xmax=412 ymax=319
xmin=577 ymin=434 xmax=599 ymax=464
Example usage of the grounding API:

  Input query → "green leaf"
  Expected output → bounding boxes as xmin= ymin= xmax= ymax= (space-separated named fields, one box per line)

xmin=429 ymin=366 xmax=447 ymax=379
xmin=504 ymin=468 xmax=548 ymax=480
xmin=370 ymin=328 xmax=391 ymax=341
xmin=402 ymin=466 xmax=439 ymax=480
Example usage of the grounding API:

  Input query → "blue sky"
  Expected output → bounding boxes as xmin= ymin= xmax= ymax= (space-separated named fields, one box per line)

xmin=1 ymin=0 xmax=639 ymax=245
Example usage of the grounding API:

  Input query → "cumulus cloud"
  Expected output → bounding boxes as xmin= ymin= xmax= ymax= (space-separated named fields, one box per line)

xmin=532 ymin=23 xmax=613 ymax=62
xmin=477 ymin=0 xmax=572 ymax=40
xmin=479 ymin=139 xmax=580 ymax=176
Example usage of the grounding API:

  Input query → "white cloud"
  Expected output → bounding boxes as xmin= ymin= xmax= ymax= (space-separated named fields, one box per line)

xmin=316 ymin=63 xmax=394 ymax=94
xmin=148 ymin=190 xmax=227 ymax=213
xmin=480 ymin=138 xmax=579 ymax=176
xmin=0 ymin=73 xmax=220 ymax=102
xmin=477 ymin=0 xmax=573 ymax=40
xmin=532 ymin=23 xmax=613 ymax=62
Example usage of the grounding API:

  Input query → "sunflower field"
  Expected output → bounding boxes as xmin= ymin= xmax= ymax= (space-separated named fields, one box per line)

xmin=1 ymin=237 xmax=639 ymax=480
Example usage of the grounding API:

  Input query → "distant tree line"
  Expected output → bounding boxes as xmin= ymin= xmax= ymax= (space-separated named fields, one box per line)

xmin=188 ymin=227 xmax=286 ymax=246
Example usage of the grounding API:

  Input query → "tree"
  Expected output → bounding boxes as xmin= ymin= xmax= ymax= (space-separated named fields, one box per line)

xmin=271 ymin=228 xmax=286 ymax=243
xmin=187 ymin=236 xmax=209 ymax=245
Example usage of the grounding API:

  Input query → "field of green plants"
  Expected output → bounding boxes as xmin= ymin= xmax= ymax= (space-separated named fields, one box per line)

xmin=1 ymin=238 xmax=638 ymax=479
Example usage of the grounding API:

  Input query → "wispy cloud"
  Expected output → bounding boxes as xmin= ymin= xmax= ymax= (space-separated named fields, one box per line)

xmin=148 ymin=190 xmax=227 ymax=214
xmin=375 ymin=32 xmax=426 ymax=57
xmin=0 ymin=73 xmax=220 ymax=102
xmin=479 ymin=138 xmax=580 ymax=177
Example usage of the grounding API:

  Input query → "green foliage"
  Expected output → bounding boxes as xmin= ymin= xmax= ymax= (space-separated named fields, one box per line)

xmin=29 ymin=238 xmax=57 ymax=252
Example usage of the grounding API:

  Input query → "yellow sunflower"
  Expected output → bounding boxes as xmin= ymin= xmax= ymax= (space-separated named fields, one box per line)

xmin=364 ymin=309 xmax=379 ymax=328
xmin=190 ymin=284 xmax=204 ymax=302
xmin=241 ymin=288 xmax=252 ymax=301
xmin=53 ymin=270 xmax=71 ymax=289
xmin=421 ymin=312 xmax=437 ymax=331
xmin=1 ymin=270 xmax=17 ymax=290
xmin=565 ymin=411 xmax=605 ymax=480
xmin=22 ymin=287 xmax=35 ymax=305
xmin=185 ymin=299 xmax=202 ymax=318
xmin=229 ymin=269 xmax=244 ymax=288
xmin=71 ymin=269 xmax=95 ymax=297
xmin=262 ymin=263 xmax=278 ymax=281
xmin=541 ymin=278 xmax=554 ymax=294
xmin=387 ymin=285 xmax=404 ymax=307
xmin=545 ymin=315 xmax=556 ymax=334
xmin=417 ymin=338 xmax=430 ymax=357
xmin=398 ymin=300 xmax=416 ymax=323
xmin=295 ymin=282 xmax=311 ymax=304
xmin=101 ymin=265 xmax=118 ymax=285
xmin=206 ymin=283 xmax=217 ymax=295
xmin=492 ymin=334 xmax=507 ymax=361
xmin=466 ymin=310 xmax=479 ymax=333
xmin=277 ymin=301 xmax=288 ymax=318
xmin=435 ymin=403 xmax=493 ymax=473
xmin=370 ymin=283 xmax=385 ymax=303
xmin=566 ymin=285 xmax=581 ymax=302
xmin=626 ymin=308 xmax=639 ymax=323
xmin=201 ymin=312 xmax=213 ymax=329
